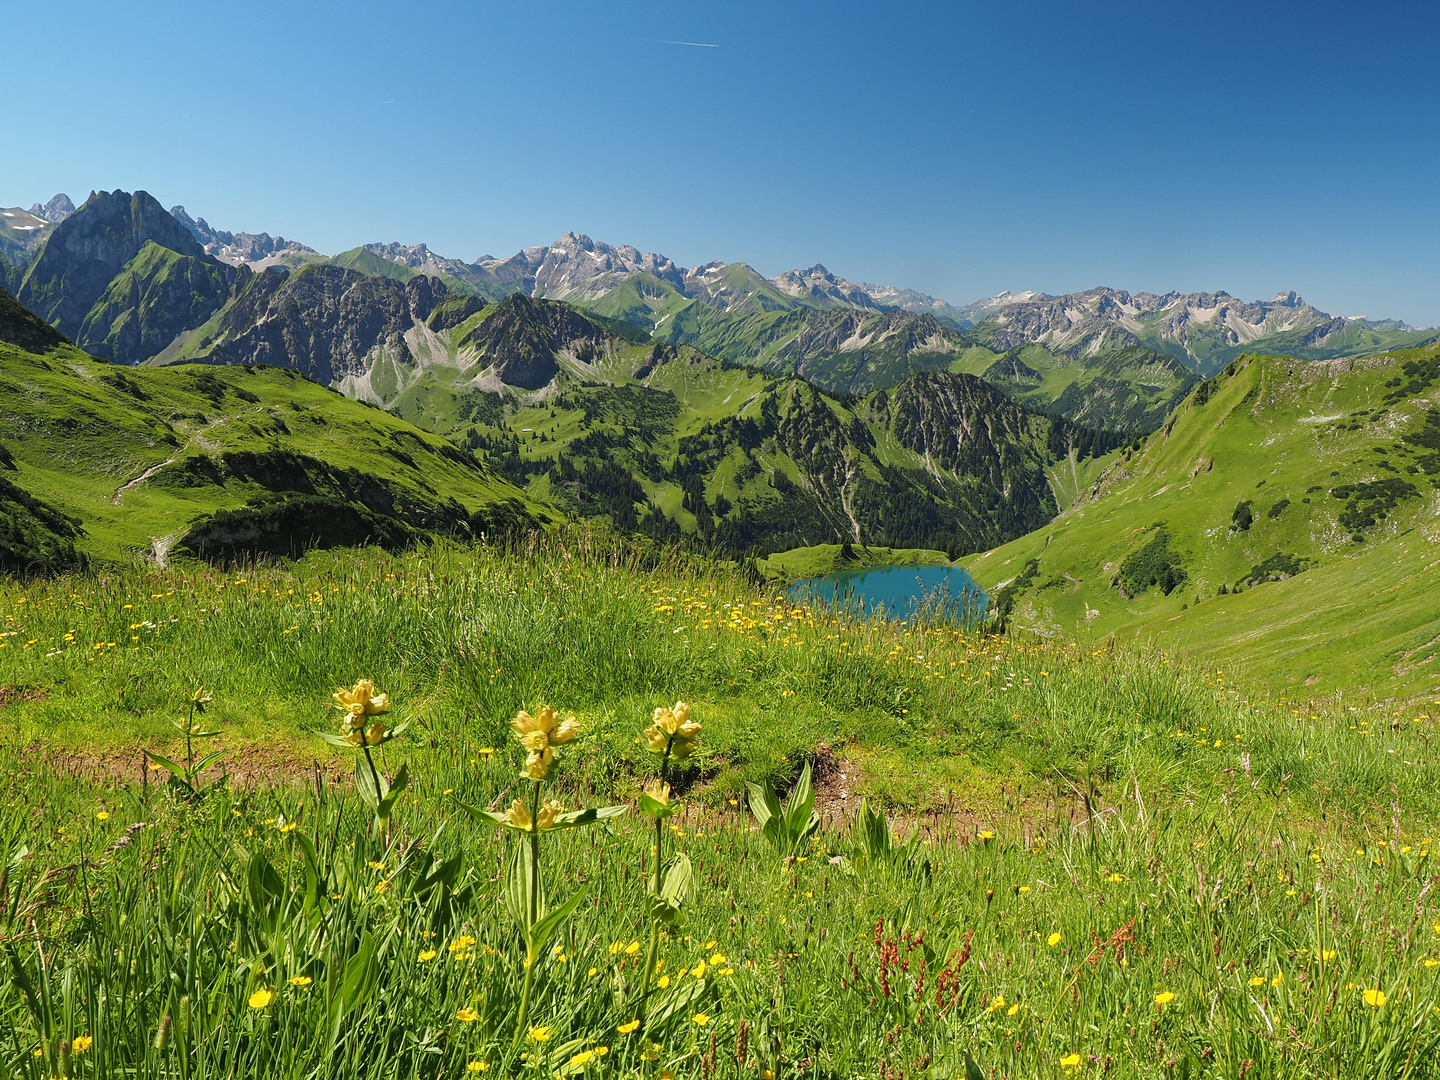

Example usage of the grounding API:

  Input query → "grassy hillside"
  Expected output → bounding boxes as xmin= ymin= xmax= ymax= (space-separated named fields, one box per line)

xmin=963 ymin=347 xmax=1440 ymax=701
xmin=3 ymin=540 xmax=1440 ymax=1077
xmin=391 ymin=327 xmax=1112 ymax=556
xmin=0 ymin=312 xmax=551 ymax=566
xmin=958 ymin=344 xmax=1199 ymax=434
xmin=752 ymin=541 xmax=951 ymax=583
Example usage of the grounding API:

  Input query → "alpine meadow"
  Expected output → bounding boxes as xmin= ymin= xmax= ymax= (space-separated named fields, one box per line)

xmin=4 ymin=7 xmax=1440 ymax=1076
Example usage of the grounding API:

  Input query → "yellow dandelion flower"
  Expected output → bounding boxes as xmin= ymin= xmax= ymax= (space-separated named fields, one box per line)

xmin=287 ymin=975 xmax=313 ymax=987
xmin=456 ymin=1008 xmax=479 ymax=1022
xmin=1364 ymin=989 xmax=1387 ymax=1008
xmin=72 ymin=1036 xmax=93 ymax=1052
xmin=1154 ymin=991 xmax=1175 ymax=1006
xmin=1048 ymin=932 xmax=1063 ymax=947
xmin=418 ymin=950 xmax=438 ymax=962
xmin=248 ymin=988 xmax=274 ymax=1009
xmin=618 ymin=1019 xmax=641 ymax=1034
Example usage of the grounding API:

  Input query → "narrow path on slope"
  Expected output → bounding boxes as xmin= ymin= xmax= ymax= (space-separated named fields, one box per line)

xmin=110 ymin=418 xmax=225 ymax=506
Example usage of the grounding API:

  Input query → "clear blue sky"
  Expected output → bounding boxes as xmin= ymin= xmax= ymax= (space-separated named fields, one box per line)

xmin=7 ymin=1 xmax=1439 ymax=324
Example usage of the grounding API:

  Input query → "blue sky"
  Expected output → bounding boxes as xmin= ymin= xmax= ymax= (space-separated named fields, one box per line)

xmin=7 ymin=1 xmax=1440 ymax=323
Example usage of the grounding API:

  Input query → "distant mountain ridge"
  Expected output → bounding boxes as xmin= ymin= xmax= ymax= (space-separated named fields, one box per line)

xmin=170 ymin=205 xmax=319 ymax=270
xmin=5 ymin=187 xmax=1434 ymax=433
xmin=965 ymin=286 xmax=1437 ymax=375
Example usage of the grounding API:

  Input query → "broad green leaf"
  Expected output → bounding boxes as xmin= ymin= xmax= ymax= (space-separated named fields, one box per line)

xmin=389 ymin=762 xmax=409 ymax=795
xmin=639 ymin=792 xmax=674 ymax=819
xmin=192 ymin=749 xmax=226 ymax=774
xmin=547 ymin=805 xmax=627 ymax=831
xmin=965 ymin=1051 xmax=985 ymax=1080
xmin=144 ymin=752 xmax=187 ymax=782
xmin=505 ymin=841 xmax=544 ymax=933
xmin=646 ymin=976 xmax=707 ymax=1026
xmin=293 ymin=831 xmax=322 ymax=911
xmin=784 ymin=762 xmax=817 ymax=846
xmin=245 ymin=851 xmax=283 ymax=915
xmin=645 ymin=892 xmax=682 ymax=927
xmin=328 ymin=932 xmax=378 ymax=1046
xmin=530 ymin=887 xmax=586 ymax=953
xmin=746 ymin=780 xmax=781 ymax=829
xmin=660 ymin=853 xmax=692 ymax=907
xmin=456 ymin=801 xmax=514 ymax=829
xmin=420 ymin=853 xmax=462 ymax=893
xmin=354 ymin=758 xmax=387 ymax=811
xmin=318 ymin=732 xmax=358 ymax=749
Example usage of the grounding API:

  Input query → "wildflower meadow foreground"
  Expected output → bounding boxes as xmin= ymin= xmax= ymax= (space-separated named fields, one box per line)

xmin=2 ymin=538 xmax=1439 ymax=1079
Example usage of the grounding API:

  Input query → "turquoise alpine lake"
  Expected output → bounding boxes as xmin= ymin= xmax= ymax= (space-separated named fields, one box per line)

xmin=788 ymin=564 xmax=987 ymax=624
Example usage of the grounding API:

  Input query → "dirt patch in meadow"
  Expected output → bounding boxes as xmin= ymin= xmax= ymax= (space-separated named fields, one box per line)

xmin=0 ymin=685 xmax=50 ymax=709
xmin=23 ymin=740 xmax=351 ymax=792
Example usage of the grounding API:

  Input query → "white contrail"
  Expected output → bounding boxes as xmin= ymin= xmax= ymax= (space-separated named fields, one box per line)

xmin=657 ymin=39 xmax=719 ymax=47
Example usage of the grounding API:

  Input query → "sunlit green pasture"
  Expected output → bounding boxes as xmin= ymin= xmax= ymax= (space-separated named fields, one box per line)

xmin=1 ymin=536 xmax=1440 ymax=1077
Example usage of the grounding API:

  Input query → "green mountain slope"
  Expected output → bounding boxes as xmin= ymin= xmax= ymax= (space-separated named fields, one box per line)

xmin=961 ymin=344 xmax=1201 ymax=433
xmin=0 ymin=288 xmax=550 ymax=567
xmin=164 ymin=263 xmax=450 ymax=392
xmin=962 ymin=347 xmax=1440 ymax=700
xmin=75 ymin=241 xmax=235 ymax=363
xmin=761 ymin=308 xmax=976 ymax=395
xmin=13 ymin=190 xmax=239 ymax=364
xmin=329 ymin=246 xmax=420 ymax=282
xmin=387 ymin=305 xmax=1120 ymax=556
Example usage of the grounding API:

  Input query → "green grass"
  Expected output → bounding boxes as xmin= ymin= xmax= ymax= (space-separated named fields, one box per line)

xmin=753 ymin=544 xmax=951 ymax=584
xmin=963 ymin=348 xmax=1440 ymax=702
xmin=0 ymin=340 xmax=547 ymax=563
xmin=3 ymin=537 xmax=1440 ymax=1076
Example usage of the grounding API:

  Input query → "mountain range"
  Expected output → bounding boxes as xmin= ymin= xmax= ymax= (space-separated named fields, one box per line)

xmin=2 ymin=188 xmax=1428 ymax=400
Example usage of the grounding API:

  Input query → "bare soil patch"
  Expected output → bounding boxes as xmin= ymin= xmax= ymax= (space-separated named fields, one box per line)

xmin=0 ymin=685 xmax=50 ymax=709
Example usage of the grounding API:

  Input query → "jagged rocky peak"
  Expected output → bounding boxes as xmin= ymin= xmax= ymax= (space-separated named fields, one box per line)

xmin=364 ymin=241 xmax=440 ymax=268
xmin=28 ymin=194 xmax=74 ymax=223
xmin=521 ymin=232 xmax=688 ymax=300
xmin=170 ymin=205 xmax=318 ymax=267
xmin=771 ymin=263 xmax=881 ymax=308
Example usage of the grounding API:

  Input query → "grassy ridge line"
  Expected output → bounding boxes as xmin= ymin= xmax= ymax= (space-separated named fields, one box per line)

xmin=0 ymin=341 xmax=548 ymax=563
xmin=752 ymin=544 xmax=951 ymax=584
xmin=963 ymin=348 xmax=1440 ymax=701
xmin=2 ymin=537 xmax=1437 ymax=824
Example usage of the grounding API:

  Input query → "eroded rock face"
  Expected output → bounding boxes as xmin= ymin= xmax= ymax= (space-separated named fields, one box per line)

xmin=18 ymin=189 xmax=215 ymax=339
xmin=200 ymin=265 xmax=445 ymax=384
xmin=461 ymin=293 xmax=622 ymax=390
